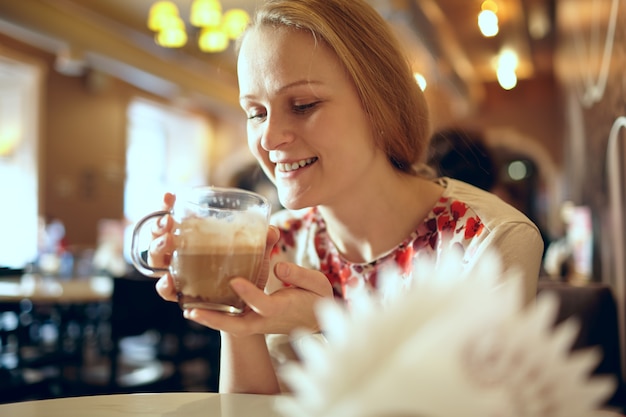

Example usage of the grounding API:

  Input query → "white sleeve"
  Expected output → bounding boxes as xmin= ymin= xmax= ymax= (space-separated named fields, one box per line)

xmin=470 ymin=221 xmax=544 ymax=304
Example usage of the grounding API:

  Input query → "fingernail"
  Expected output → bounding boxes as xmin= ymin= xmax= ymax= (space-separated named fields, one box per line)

xmin=230 ymin=279 xmax=245 ymax=292
xmin=275 ymin=262 xmax=290 ymax=277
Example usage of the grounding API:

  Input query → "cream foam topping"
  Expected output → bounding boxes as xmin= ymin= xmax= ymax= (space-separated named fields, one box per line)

xmin=174 ymin=211 xmax=268 ymax=254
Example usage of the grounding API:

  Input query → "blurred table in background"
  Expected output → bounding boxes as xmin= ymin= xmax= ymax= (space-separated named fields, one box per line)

xmin=0 ymin=274 xmax=114 ymax=403
xmin=0 ymin=274 xmax=113 ymax=304
xmin=0 ymin=272 xmax=221 ymax=403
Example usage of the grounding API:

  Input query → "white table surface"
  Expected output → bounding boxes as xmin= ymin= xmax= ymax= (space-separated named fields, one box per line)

xmin=0 ymin=392 xmax=284 ymax=417
xmin=0 ymin=392 xmax=624 ymax=417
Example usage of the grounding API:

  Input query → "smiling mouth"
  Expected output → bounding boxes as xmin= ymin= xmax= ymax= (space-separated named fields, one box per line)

xmin=276 ymin=157 xmax=318 ymax=172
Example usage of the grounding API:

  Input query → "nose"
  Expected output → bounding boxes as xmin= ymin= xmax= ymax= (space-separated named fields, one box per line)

xmin=260 ymin=113 xmax=294 ymax=151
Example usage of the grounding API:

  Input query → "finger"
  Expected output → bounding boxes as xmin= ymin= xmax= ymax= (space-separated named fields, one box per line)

xmin=150 ymin=213 xmax=173 ymax=238
xmin=151 ymin=192 xmax=176 ymax=238
xmin=155 ymin=273 xmax=178 ymax=302
xmin=273 ymin=262 xmax=333 ymax=297
xmin=163 ymin=192 xmax=176 ymax=210
xmin=230 ymin=276 xmax=324 ymax=334
xmin=254 ymin=225 xmax=281 ymax=290
xmin=184 ymin=307 xmax=262 ymax=337
xmin=266 ymin=225 xmax=281 ymax=248
xmin=147 ymin=232 xmax=174 ymax=268
xmin=230 ymin=277 xmax=277 ymax=316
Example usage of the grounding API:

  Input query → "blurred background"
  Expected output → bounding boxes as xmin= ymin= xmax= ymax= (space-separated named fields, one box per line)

xmin=0 ymin=0 xmax=624 ymax=409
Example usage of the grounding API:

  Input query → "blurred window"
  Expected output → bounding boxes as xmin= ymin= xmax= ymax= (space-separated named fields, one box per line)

xmin=0 ymin=57 xmax=41 ymax=269
xmin=123 ymin=98 xmax=212 ymax=260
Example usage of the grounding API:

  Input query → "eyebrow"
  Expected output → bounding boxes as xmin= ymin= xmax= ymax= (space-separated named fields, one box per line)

xmin=240 ymin=79 xmax=324 ymax=102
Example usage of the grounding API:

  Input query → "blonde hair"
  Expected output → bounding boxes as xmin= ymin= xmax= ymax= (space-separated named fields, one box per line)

xmin=241 ymin=0 xmax=430 ymax=174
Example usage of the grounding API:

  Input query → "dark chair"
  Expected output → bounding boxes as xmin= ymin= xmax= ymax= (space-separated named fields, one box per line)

xmin=79 ymin=271 xmax=221 ymax=395
xmin=537 ymin=280 xmax=626 ymax=412
xmin=0 ymin=299 xmax=86 ymax=403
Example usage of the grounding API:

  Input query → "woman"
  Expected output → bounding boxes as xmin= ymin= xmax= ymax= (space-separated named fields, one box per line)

xmin=148 ymin=0 xmax=544 ymax=394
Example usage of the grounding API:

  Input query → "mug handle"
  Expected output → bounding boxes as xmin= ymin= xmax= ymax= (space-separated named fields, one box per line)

xmin=130 ymin=210 xmax=170 ymax=277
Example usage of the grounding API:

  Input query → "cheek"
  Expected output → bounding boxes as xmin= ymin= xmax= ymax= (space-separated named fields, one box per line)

xmin=247 ymin=127 xmax=264 ymax=159
xmin=247 ymin=130 xmax=259 ymax=155
xmin=247 ymin=131 xmax=275 ymax=179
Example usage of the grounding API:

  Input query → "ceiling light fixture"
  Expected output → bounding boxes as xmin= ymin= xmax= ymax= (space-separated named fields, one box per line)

xmin=496 ymin=49 xmax=519 ymax=90
xmin=147 ymin=0 xmax=250 ymax=53
xmin=478 ymin=0 xmax=499 ymax=37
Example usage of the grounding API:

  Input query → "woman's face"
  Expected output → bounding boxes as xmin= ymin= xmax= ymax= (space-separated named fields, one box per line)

xmin=237 ymin=25 xmax=385 ymax=210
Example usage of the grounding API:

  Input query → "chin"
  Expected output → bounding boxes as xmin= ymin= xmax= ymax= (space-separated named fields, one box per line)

xmin=280 ymin=200 xmax=308 ymax=211
xmin=278 ymin=191 xmax=313 ymax=211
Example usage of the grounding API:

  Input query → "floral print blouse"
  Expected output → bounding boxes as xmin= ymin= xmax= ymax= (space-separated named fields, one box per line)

xmin=268 ymin=190 xmax=488 ymax=302
xmin=266 ymin=178 xmax=543 ymax=306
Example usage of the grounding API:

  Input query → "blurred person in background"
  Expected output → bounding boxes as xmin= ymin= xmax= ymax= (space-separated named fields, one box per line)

xmin=427 ymin=127 xmax=498 ymax=193
xmin=428 ymin=127 xmax=551 ymax=262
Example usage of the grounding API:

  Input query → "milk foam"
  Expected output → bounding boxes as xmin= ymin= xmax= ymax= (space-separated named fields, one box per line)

xmin=175 ymin=210 xmax=267 ymax=255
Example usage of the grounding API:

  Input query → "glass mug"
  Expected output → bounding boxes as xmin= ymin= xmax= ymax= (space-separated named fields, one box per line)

xmin=131 ymin=187 xmax=271 ymax=315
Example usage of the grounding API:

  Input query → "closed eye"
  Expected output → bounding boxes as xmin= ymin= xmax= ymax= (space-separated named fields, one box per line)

xmin=247 ymin=111 xmax=267 ymax=121
xmin=293 ymin=102 xmax=319 ymax=114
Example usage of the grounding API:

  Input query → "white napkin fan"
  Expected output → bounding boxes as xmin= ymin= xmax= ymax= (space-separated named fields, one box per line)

xmin=275 ymin=250 xmax=616 ymax=417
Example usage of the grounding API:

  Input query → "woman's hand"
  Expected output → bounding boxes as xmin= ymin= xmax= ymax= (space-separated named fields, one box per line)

xmin=150 ymin=191 xmax=334 ymax=336
xmin=184 ymin=260 xmax=334 ymax=337
xmin=149 ymin=192 xmax=177 ymax=302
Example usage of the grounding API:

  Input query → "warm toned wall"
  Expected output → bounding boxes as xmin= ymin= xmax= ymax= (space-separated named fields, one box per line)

xmin=428 ymin=74 xmax=564 ymax=168
xmin=554 ymin=0 xmax=626 ymax=379
xmin=472 ymin=75 xmax=565 ymax=168
xmin=44 ymin=68 xmax=129 ymax=246
xmin=0 ymin=34 xmax=228 ymax=248
xmin=554 ymin=0 xmax=625 ymax=284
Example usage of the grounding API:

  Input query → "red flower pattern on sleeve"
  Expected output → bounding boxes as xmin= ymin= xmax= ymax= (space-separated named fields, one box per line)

xmin=465 ymin=216 xmax=484 ymax=239
xmin=273 ymin=197 xmax=484 ymax=300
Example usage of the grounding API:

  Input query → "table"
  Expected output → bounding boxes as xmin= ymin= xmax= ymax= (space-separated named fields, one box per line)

xmin=0 ymin=275 xmax=114 ymax=402
xmin=0 ymin=275 xmax=113 ymax=303
xmin=0 ymin=392 xmax=283 ymax=417
xmin=0 ymin=392 xmax=623 ymax=417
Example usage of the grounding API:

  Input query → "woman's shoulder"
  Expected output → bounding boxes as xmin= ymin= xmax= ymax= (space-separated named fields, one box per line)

xmin=438 ymin=177 xmax=539 ymax=233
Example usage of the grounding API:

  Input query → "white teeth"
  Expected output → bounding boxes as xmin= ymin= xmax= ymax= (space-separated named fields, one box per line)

xmin=278 ymin=158 xmax=317 ymax=172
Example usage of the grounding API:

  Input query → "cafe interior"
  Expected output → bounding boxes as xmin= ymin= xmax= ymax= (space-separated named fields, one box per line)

xmin=0 ymin=0 xmax=625 ymax=413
